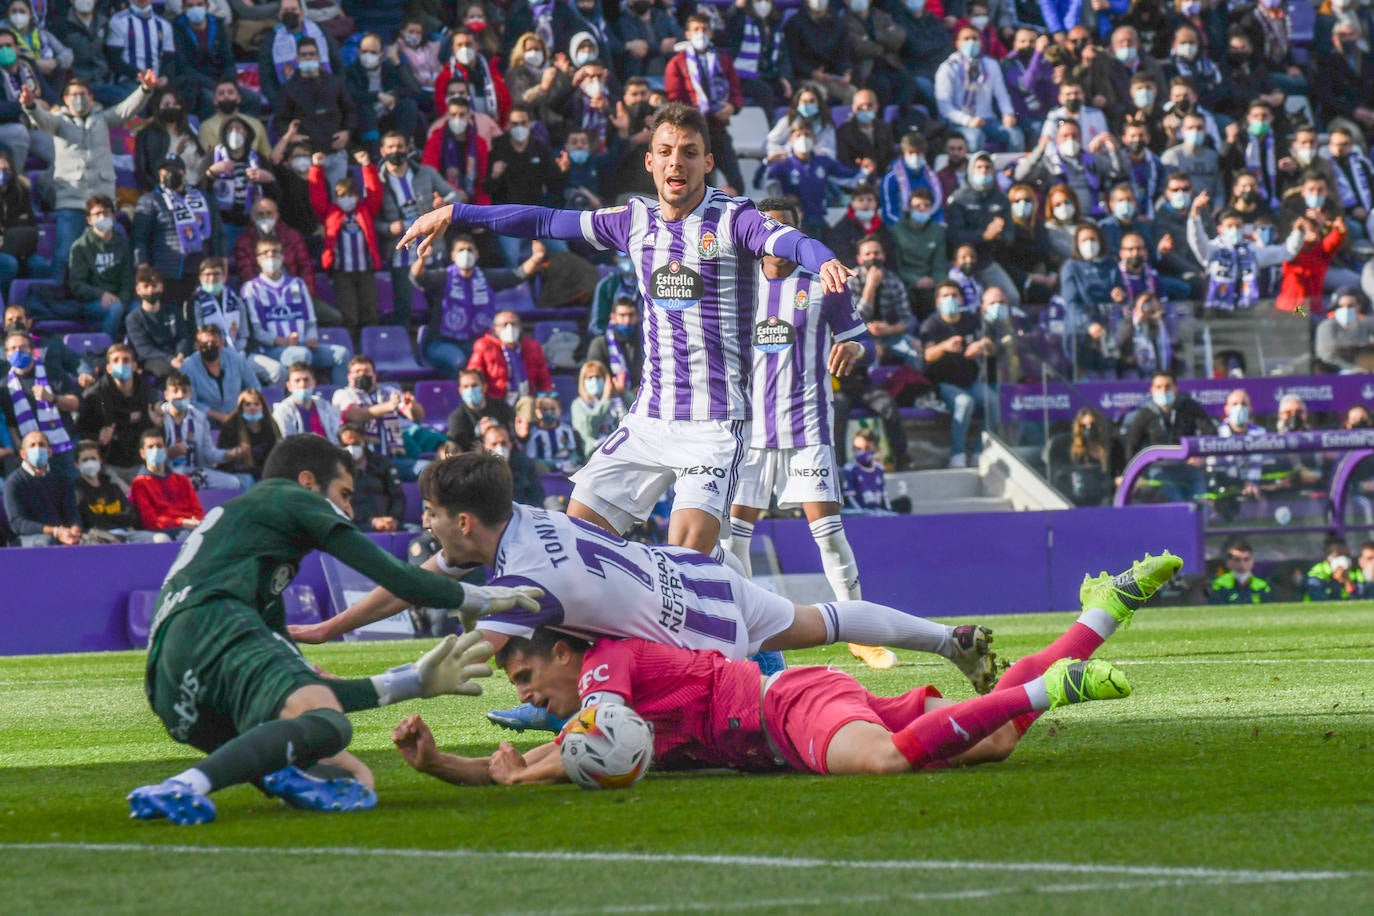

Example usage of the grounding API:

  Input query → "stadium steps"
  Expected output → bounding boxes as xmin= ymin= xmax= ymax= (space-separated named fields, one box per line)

xmin=886 ymin=468 xmax=1014 ymax=514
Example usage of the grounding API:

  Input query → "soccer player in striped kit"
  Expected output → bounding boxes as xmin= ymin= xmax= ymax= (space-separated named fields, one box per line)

xmin=722 ymin=197 xmax=907 ymax=671
xmin=397 ymin=102 xmax=854 ymax=558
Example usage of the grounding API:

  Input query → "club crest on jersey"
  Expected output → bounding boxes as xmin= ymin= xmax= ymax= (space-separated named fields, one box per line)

xmin=698 ymin=231 xmax=719 ymax=259
xmin=650 ymin=259 xmax=704 ymax=311
xmin=754 ymin=316 xmax=796 ymax=353
xmin=793 ymin=289 xmax=810 ymax=310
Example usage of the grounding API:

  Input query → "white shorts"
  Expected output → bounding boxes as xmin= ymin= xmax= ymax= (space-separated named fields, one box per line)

xmin=570 ymin=413 xmax=749 ymax=533
xmin=733 ymin=444 xmax=842 ymax=511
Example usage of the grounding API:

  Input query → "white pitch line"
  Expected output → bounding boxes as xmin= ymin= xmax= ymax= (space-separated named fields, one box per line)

xmin=0 ymin=843 xmax=1363 ymax=885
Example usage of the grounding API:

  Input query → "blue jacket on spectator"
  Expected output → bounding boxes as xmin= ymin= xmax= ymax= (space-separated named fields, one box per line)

xmin=4 ymin=465 xmax=79 ymax=537
xmin=181 ymin=348 xmax=261 ymax=419
xmin=1061 ymin=255 xmax=1121 ymax=310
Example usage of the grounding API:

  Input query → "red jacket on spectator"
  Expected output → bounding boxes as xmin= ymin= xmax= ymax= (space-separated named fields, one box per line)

xmin=131 ymin=470 xmax=205 ymax=533
xmin=1277 ymin=221 xmax=1346 ymax=314
xmin=422 ymin=123 xmax=491 ymax=205
xmin=308 ymin=160 xmax=385 ymax=272
xmin=467 ymin=332 xmax=553 ymax=403
xmin=433 ymin=59 xmax=511 ymax=127
xmin=233 ymin=221 xmax=317 ymax=295
xmin=664 ymin=49 xmax=745 ymax=126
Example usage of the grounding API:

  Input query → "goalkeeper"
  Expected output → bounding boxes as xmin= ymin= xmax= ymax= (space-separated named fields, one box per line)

xmin=128 ymin=434 xmax=542 ymax=825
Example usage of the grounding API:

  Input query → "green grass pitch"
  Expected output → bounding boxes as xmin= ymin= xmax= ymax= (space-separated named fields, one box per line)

xmin=3 ymin=602 xmax=1373 ymax=914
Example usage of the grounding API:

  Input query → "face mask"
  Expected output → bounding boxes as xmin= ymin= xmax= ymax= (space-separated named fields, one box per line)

xmin=582 ymin=79 xmax=604 ymax=99
xmin=569 ymin=148 xmax=590 ymax=165
xmin=354 ymin=373 xmax=375 ymax=392
xmin=509 ymin=124 xmax=531 ymax=144
xmin=290 ymin=386 xmax=314 ymax=404
xmin=807 ymin=0 xmax=829 ymax=11
xmin=937 ymin=296 xmax=962 ymax=317
xmin=1247 ymin=120 xmax=1270 ymax=138
xmin=0 ymin=47 xmax=14 ymax=68
xmin=854 ymin=448 xmax=874 ymax=464
xmin=689 ymin=33 xmax=711 ymax=52
xmin=524 ymin=49 xmax=545 ymax=68
xmin=797 ymin=102 xmax=819 ymax=119
xmin=960 ymin=39 xmax=981 ymax=59
xmin=227 ymin=131 xmax=246 ymax=152
xmin=360 ymin=51 xmax=381 ymax=70
xmin=454 ymin=45 xmax=478 ymax=67
xmin=1078 ymin=239 xmax=1101 ymax=259
xmin=539 ymin=410 xmax=560 ymax=427
xmin=573 ymin=50 xmax=596 ymax=67
xmin=969 ymin=171 xmax=993 ymax=190
xmin=906 ymin=208 xmax=932 ymax=225
xmin=186 ymin=6 xmax=207 ymax=24
xmin=1152 ymin=389 xmax=1175 ymax=409
xmin=906 ymin=0 xmax=925 ymax=11
xmin=1112 ymin=200 xmax=1136 ymax=221
xmin=10 ymin=11 xmax=29 ymax=29
xmin=1175 ymin=42 xmax=1197 ymax=60
xmin=384 ymin=151 xmax=409 ymax=167
xmin=1255 ymin=225 xmax=1275 ymax=244
xmin=337 ymin=195 xmax=358 ymax=213
xmin=498 ymin=324 xmax=521 ymax=345
xmin=1227 ymin=404 xmax=1250 ymax=427
xmin=791 ymin=136 xmax=815 ymax=157
xmin=216 ymin=98 xmax=238 ymax=115
xmin=851 ymin=109 xmax=877 ymax=126
xmin=585 ymin=376 xmax=605 ymax=397
xmin=1064 ymin=97 xmax=1083 ymax=114
xmin=984 ymin=302 xmax=1004 ymax=323
xmin=971 ymin=14 xmax=990 ymax=28
xmin=1335 ymin=305 xmax=1357 ymax=327
xmin=1227 ymin=49 xmax=1250 ymax=67
xmin=1184 ymin=129 xmax=1204 ymax=149
xmin=461 ymin=387 xmax=483 ymax=407
xmin=290 ymin=156 xmax=311 ymax=176
xmin=1058 ymin=139 xmax=1080 ymax=158
xmin=1221 ymin=226 xmax=1242 ymax=246
xmin=26 ymin=445 xmax=49 ymax=468
xmin=454 ymin=249 xmax=477 ymax=270
xmin=92 ymin=215 xmax=114 ymax=234
xmin=144 ymin=446 xmax=166 ymax=468
xmin=610 ymin=321 xmax=635 ymax=334
xmin=1125 ymin=255 xmax=1145 ymax=272
xmin=852 ymin=207 xmax=875 ymax=222
xmin=161 ymin=171 xmax=184 ymax=192
xmin=343 ymin=443 xmax=365 ymax=461
xmin=142 ymin=294 xmax=162 ymax=307
xmin=403 ymin=33 xmax=422 ymax=48
xmin=298 ymin=60 xmax=320 ymax=75
xmin=259 ymin=256 xmax=283 ymax=275
xmin=170 ymin=397 xmax=190 ymax=412
xmin=74 ymin=0 xmax=95 ymax=12
xmin=198 ymin=344 xmax=220 ymax=361
xmin=1168 ymin=191 xmax=1190 ymax=210
xmin=1011 ymin=199 xmax=1034 ymax=220
xmin=8 ymin=349 xmax=32 ymax=370
xmin=243 ymin=409 xmax=263 ymax=423
xmin=1132 ymin=88 xmax=1155 ymax=109
xmin=109 ymin=361 xmax=134 ymax=381
xmin=487 ymin=443 xmax=510 ymax=461
xmin=1294 ymin=146 xmax=1316 ymax=166
xmin=850 ymin=0 xmax=870 ymax=13
xmin=256 ymin=217 xmax=278 ymax=235
xmin=79 ymin=458 xmax=101 ymax=479
xmin=201 ymin=281 xmax=224 ymax=296
xmin=445 ymin=114 xmax=469 ymax=136
xmin=903 ymin=152 xmax=924 ymax=171
xmin=1115 ymin=45 xmax=1137 ymax=64
xmin=1303 ymin=191 xmax=1326 ymax=210
xmin=754 ymin=1 xmax=773 ymax=18
xmin=69 ymin=95 xmax=91 ymax=116
xmin=1052 ymin=202 xmax=1075 ymax=222
xmin=281 ymin=10 xmax=300 ymax=28
xmin=1125 ymin=138 xmax=1147 ymax=156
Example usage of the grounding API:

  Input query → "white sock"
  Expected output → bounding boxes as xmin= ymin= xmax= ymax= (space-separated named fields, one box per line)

xmin=1079 ymin=607 xmax=1118 ymax=640
xmin=815 ymin=600 xmax=952 ymax=653
xmin=725 ymin=518 xmax=755 ymax=578
xmin=1024 ymin=678 xmax=1050 ymax=711
xmin=171 ymin=767 xmax=213 ymax=795
xmin=809 ymin=515 xmax=861 ymax=601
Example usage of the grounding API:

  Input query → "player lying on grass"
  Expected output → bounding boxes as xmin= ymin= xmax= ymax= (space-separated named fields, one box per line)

xmin=127 ymin=435 xmax=543 ymax=826
xmin=391 ymin=551 xmax=1181 ymax=784
xmin=289 ymin=454 xmax=1002 ymax=723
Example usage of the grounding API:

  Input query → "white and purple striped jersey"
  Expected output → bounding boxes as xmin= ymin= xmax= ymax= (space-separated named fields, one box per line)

xmin=448 ymin=191 xmax=839 ymax=423
xmin=750 ymin=265 xmax=866 ymax=450
xmin=242 ymin=273 xmax=315 ymax=344
xmin=467 ymin=504 xmax=777 ymax=660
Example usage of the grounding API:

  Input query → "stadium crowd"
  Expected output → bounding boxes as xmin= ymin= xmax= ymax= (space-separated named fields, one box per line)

xmin=1 ymin=0 xmax=1373 ymax=586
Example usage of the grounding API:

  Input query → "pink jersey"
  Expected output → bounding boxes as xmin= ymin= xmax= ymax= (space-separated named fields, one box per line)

xmin=576 ymin=638 xmax=782 ymax=772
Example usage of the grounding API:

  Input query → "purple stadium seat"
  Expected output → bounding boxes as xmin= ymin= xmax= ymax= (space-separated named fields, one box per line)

xmin=374 ymin=271 xmax=394 ymax=317
xmin=550 ymin=373 xmax=579 ymax=407
xmin=313 ymin=272 xmax=335 ymax=309
xmin=401 ymin=481 xmax=422 ymax=525
xmin=883 ymin=104 xmax=900 ymax=123
xmin=360 ymin=326 xmax=430 ymax=381
xmin=283 ymin=584 xmax=323 ymax=626
xmin=126 ymin=590 xmax=159 ymax=648
xmin=317 ymin=384 xmax=339 ymax=403
xmin=63 ymin=332 xmax=113 ymax=356
xmin=534 ymin=320 xmax=577 ymax=344
xmin=260 ymin=385 xmax=284 ymax=407
xmin=493 ymin=284 xmax=536 ymax=313
xmin=831 ymin=105 xmax=850 ymax=126
xmin=316 ymin=326 xmax=354 ymax=361
xmin=413 ymin=380 xmax=461 ymax=430
xmin=36 ymin=222 xmax=55 ymax=258
xmin=6 ymin=278 xmax=56 ymax=310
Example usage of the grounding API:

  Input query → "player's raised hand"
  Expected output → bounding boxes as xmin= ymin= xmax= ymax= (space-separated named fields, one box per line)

xmin=392 ymin=713 xmax=438 ymax=772
xmin=453 ymin=583 xmax=544 ymax=631
xmin=416 ymin=631 xmax=495 ymax=699
xmin=396 ymin=205 xmax=455 ymax=261
xmin=818 ymin=258 xmax=857 ymax=294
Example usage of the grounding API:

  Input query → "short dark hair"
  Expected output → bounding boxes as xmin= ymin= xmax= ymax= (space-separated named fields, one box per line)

xmin=649 ymin=102 xmax=712 ymax=156
xmin=195 ymin=324 xmax=224 ymax=340
xmin=86 ymin=194 xmax=115 ymax=214
xmin=76 ymin=439 xmax=101 ymax=458
xmin=165 ymin=371 xmax=190 ymax=390
xmin=418 ymin=453 xmax=514 ymax=526
xmin=287 ymin=361 xmax=315 ymax=378
xmin=757 ymin=196 xmax=798 ymax=224
xmin=136 ymin=265 xmax=163 ymax=286
xmin=297 ymin=37 xmax=319 ymax=53
xmin=262 ymin=434 xmax=354 ymax=490
xmin=494 ymin=628 xmax=592 ymax=668
xmin=348 ymin=354 xmax=376 ymax=371
xmin=1224 ymin=537 xmax=1253 ymax=554
xmin=140 ymin=429 xmax=166 ymax=448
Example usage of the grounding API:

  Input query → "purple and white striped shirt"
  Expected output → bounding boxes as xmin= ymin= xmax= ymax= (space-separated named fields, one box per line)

xmin=749 ymin=266 xmax=865 ymax=450
xmin=448 ymin=191 xmax=838 ymax=421
xmin=334 ymin=214 xmax=371 ymax=273
xmin=243 ymin=273 xmax=314 ymax=342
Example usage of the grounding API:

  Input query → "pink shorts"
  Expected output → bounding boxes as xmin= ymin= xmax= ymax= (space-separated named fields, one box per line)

xmin=762 ymin=667 xmax=939 ymax=775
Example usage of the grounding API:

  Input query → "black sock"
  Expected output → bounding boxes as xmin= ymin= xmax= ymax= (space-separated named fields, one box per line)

xmin=197 ymin=709 xmax=352 ymax=792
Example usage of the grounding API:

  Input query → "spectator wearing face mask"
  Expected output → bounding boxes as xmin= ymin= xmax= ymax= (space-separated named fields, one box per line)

xmin=277 ymin=36 xmax=355 ymax=186
xmin=199 ymin=79 xmax=270 ymax=157
xmin=570 ymin=359 xmax=624 ymax=454
xmin=466 ymin=311 xmax=553 ymax=406
xmin=423 ymin=95 xmax=491 ymax=207
xmin=589 ymin=253 xmax=643 ymax=336
xmin=332 ymin=354 xmax=418 ymax=465
xmin=525 ymin=395 xmax=584 ymax=475
xmin=129 ymin=428 xmax=204 ymax=539
xmin=1014 ymin=117 xmax=1124 ymax=219
xmin=3 ymin=430 xmax=82 ymax=546
xmin=72 ymin=438 xmax=168 ymax=544
xmin=665 ymin=13 xmax=746 ymax=195
xmin=1002 ymin=181 xmax=1058 ymax=303
xmin=889 ymin=187 xmax=948 ymax=314
xmin=215 ymin=388 xmax=280 ymax=480
xmin=433 ymin=26 xmax=510 ymax=125
xmin=1039 ymin=82 xmax=1110 ymax=148
xmin=826 ymin=184 xmax=892 ymax=268
xmin=879 ymin=131 xmax=942 ymax=225
xmin=1277 ymin=212 xmax=1348 ymax=316
xmin=338 ymin=422 xmax=406 ymax=532
xmin=1207 ymin=538 xmax=1273 ymax=604
xmin=1002 ymin=29 xmax=1057 ymax=140
xmin=1306 ymin=541 xmax=1366 ymax=602
xmin=256 ymin=0 xmax=341 ymax=108
xmin=446 ymin=368 xmax=514 ymax=452
xmin=106 ymin=0 xmax=175 ymax=90
xmin=1045 ymin=406 xmax=1125 ymax=507
xmin=76 ymin=342 xmax=157 ymax=480
xmin=1186 ymin=190 xmax=1302 ymax=312
xmin=180 ymin=324 xmax=263 ymax=425
xmin=348 ymin=30 xmax=423 ymax=153
xmin=480 ymin=419 xmax=545 ymax=506
xmin=271 ymin=361 xmax=342 ymax=441
xmin=52 ymin=0 xmax=124 ymax=109
xmin=308 ymin=148 xmax=382 ymax=344
xmin=935 ymin=26 xmax=1022 ymax=152
xmin=204 ymin=116 xmax=276 ymax=256
xmin=171 ymin=0 xmax=236 ymax=120
xmin=133 ymin=157 xmax=222 ymax=307
xmin=1313 ymin=288 xmax=1374 ymax=374
xmin=125 ymin=266 xmax=195 ymax=381
xmin=586 ymin=298 xmax=642 ymax=400
xmin=1208 ymin=387 xmax=1267 ymax=501
xmin=244 ymin=239 xmax=348 ymax=385
xmin=921 ymin=281 xmax=997 ymax=468
xmin=233 ymin=196 xmax=317 ymax=295
xmin=266 ymin=132 xmax=321 ymax=240
xmin=762 ymin=122 xmax=868 ymax=238
xmin=1314 ymin=20 xmax=1374 ymax=142
xmin=61 ymin=195 xmax=132 ymax=339
xmin=785 ymin=0 xmax=856 ymax=104
xmin=843 ymin=0 xmax=915 ymax=108
xmin=158 ymin=370 xmax=252 ymax=490
xmin=134 ymin=88 xmax=207 ymax=194
xmin=1161 ymin=112 xmax=1222 ymax=201
xmin=851 ymin=237 xmax=920 ymax=369
xmin=946 ymin=151 xmax=1021 ymax=307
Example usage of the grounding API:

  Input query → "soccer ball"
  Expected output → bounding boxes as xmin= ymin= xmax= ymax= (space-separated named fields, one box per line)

xmin=559 ymin=703 xmax=654 ymax=790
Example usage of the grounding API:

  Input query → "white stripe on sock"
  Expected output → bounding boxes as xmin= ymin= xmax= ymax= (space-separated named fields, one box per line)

xmin=1079 ymin=607 xmax=1119 ymax=640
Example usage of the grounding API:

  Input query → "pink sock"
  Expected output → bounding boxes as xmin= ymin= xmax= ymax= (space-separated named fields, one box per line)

xmin=890 ymin=687 xmax=1036 ymax=768
xmin=995 ymin=622 xmax=1106 ymax=693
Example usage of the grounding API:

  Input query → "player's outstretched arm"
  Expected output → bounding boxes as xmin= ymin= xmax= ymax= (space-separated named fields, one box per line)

xmin=397 ymin=202 xmax=591 ymax=260
xmin=393 ymin=713 xmax=495 ymax=786
xmin=736 ymin=207 xmax=856 ymax=293
xmin=488 ymin=740 xmax=567 ymax=786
